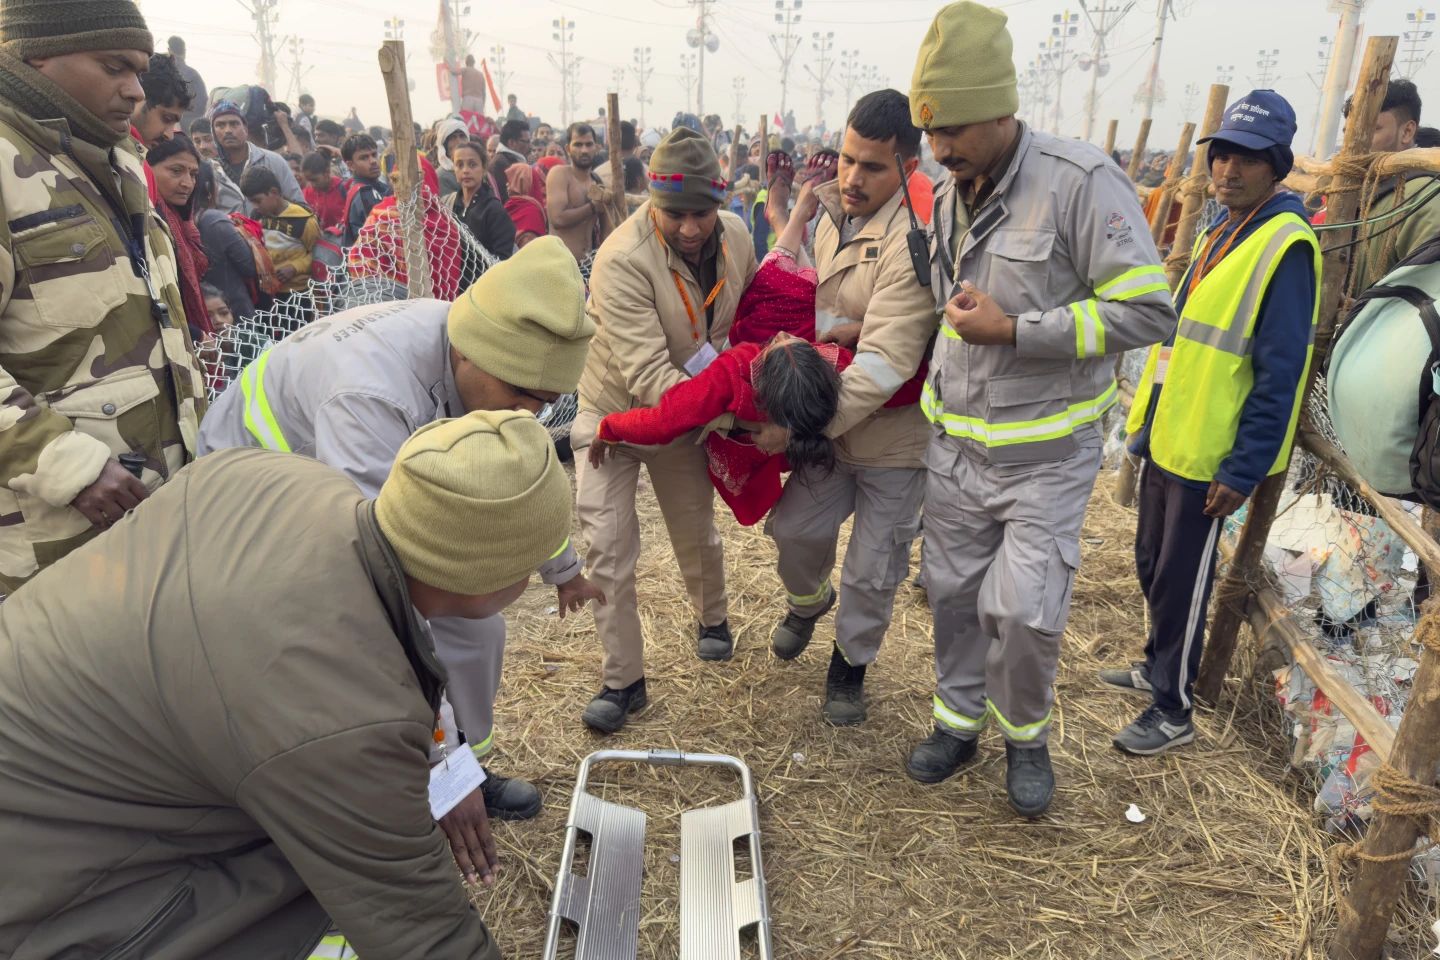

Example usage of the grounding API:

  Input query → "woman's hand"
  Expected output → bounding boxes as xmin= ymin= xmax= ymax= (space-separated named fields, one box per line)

xmin=754 ymin=422 xmax=791 ymax=455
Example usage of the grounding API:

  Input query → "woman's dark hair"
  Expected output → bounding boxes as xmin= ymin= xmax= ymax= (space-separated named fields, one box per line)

xmin=147 ymin=135 xmax=202 ymax=216
xmin=450 ymin=139 xmax=487 ymax=167
xmin=752 ymin=337 xmax=840 ymax=476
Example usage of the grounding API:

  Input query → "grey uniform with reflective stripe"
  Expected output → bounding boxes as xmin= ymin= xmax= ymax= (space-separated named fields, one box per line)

xmin=200 ymin=300 xmax=581 ymax=754
xmin=921 ymin=125 xmax=1175 ymax=747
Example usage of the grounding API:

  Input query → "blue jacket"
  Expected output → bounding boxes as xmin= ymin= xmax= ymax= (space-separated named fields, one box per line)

xmin=1130 ymin=191 xmax=1316 ymax=495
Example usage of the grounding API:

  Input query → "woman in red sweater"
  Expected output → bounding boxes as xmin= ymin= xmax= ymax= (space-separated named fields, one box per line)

xmin=588 ymin=180 xmax=922 ymax=525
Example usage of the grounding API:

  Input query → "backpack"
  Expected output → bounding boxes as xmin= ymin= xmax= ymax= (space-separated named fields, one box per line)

xmin=1327 ymin=234 xmax=1440 ymax=505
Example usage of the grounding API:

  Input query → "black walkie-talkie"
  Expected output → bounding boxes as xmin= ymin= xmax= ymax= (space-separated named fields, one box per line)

xmin=895 ymin=152 xmax=931 ymax=288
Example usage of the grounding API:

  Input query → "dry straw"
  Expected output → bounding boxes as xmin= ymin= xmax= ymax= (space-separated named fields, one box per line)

xmin=462 ymin=470 xmax=1431 ymax=958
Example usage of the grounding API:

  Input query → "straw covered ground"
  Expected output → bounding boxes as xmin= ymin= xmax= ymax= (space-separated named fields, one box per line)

xmin=463 ymin=466 xmax=1419 ymax=959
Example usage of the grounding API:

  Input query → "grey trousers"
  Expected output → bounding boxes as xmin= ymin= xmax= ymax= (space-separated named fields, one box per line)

xmin=431 ymin=615 xmax=506 ymax=758
xmin=768 ymin=461 xmax=925 ymax=665
xmin=923 ymin=440 xmax=1102 ymax=748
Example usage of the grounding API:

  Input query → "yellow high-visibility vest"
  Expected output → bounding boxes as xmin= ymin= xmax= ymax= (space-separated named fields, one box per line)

xmin=1127 ymin=211 xmax=1322 ymax=483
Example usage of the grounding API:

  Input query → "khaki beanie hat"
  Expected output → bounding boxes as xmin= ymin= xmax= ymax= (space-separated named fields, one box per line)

xmin=648 ymin=127 xmax=727 ymax=212
xmin=0 ymin=0 xmax=153 ymax=60
xmin=910 ymin=2 xmax=1018 ymax=130
xmin=448 ymin=235 xmax=594 ymax=394
xmin=376 ymin=411 xmax=572 ymax=596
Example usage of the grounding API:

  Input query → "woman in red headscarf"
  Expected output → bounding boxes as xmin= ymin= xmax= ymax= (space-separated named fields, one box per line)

xmin=503 ymin=160 xmax=549 ymax=249
xmin=587 ymin=180 xmax=926 ymax=525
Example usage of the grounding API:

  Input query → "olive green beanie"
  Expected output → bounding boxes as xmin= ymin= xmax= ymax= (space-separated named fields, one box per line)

xmin=0 ymin=0 xmax=153 ymax=60
xmin=448 ymin=235 xmax=594 ymax=394
xmin=377 ymin=411 xmax=572 ymax=596
xmin=910 ymin=1 xmax=1018 ymax=130
xmin=648 ymin=127 xmax=727 ymax=212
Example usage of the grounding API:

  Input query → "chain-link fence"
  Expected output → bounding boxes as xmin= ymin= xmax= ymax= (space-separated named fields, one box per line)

xmin=198 ymin=186 xmax=580 ymax=444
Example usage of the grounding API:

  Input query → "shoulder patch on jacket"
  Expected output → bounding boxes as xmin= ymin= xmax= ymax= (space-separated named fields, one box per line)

xmin=1034 ymin=134 xmax=1107 ymax=174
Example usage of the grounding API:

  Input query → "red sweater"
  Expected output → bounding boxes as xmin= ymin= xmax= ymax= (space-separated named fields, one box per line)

xmin=598 ymin=340 xmax=922 ymax=525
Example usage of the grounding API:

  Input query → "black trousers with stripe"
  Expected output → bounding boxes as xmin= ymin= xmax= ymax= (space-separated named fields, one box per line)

xmin=1135 ymin=461 xmax=1222 ymax=715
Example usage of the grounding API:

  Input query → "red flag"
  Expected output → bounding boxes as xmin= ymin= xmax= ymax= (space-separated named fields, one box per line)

xmin=773 ymin=112 xmax=783 ymax=130
xmin=480 ymin=59 xmax=502 ymax=113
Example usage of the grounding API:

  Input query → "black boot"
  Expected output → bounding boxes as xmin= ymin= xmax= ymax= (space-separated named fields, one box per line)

xmin=822 ymin=644 xmax=867 ymax=726
xmin=905 ymin=725 xmax=979 ymax=783
xmin=770 ymin=589 xmax=837 ymax=660
xmin=1005 ymin=742 xmax=1055 ymax=818
xmin=480 ymin=767 xmax=543 ymax=820
xmin=581 ymin=677 xmax=648 ymax=734
xmin=697 ymin=620 xmax=734 ymax=661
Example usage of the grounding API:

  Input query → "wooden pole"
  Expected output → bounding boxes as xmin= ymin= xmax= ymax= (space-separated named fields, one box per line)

xmin=378 ymin=40 xmax=428 ymax=299
xmin=729 ymin=123 xmax=744 ymax=190
xmin=606 ymin=92 xmax=625 ymax=231
xmin=1103 ymin=118 xmax=1119 ymax=157
xmin=1195 ymin=37 xmax=1398 ymax=707
xmin=1125 ymin=118 xmax=1152 ymax=181
xmin=1149 ymin=122 xmax=1196 ymax=245
xmin=1163 ymin=84 xmax=1229 ymax=290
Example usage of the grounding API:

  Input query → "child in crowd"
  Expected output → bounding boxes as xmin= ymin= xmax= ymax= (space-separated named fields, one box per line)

xmin=588 ymin=179 xmax=923 ymax=525
xmin=240 ymin=166 xmax=320 ymax=295
xmin=341 ymin=133 xmax=392 ymax=247
xmin=300 ymin=152 xmax=351 ymax=235
xmin=201 ymin=283 xmax=235 ymax=336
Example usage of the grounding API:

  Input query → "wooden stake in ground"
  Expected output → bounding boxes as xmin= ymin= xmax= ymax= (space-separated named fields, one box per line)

xmin=1162 ymin=83 xmax=1229 ymax=290
xmin=1149 ymin=122 xmax=1196 ymax=245
xmin=377 ymin=40 xmax=429 ymax=299
xmin=606 ymin=92 xmax=625 ymax=232
xmin=1103 ymin=119 xmax=1119 ymax=157
xmin=729 ymin=123 xmax=744 ymax=192
xmin=1195 ymin=37 xmax=1398 ymax=707
xmin=760 ymin=115 xmax=769 ymax=158
xmin=1125 ymin=118 xmax=1152 ymax=181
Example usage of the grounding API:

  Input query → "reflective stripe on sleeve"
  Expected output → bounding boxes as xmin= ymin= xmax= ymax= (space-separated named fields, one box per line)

xmin=1095 ymin=263 xmax=1169 ymax=302
xmin=1070 ymin=298 xmax=1106 ymax=359
xmin=239 ymin=349 xmax=292 ymax=453
xmin=853 ymin=351 xmax=907 ymax=393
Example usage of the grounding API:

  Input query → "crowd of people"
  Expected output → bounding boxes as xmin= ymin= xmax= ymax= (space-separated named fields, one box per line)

xmin=5 ymin=0 xmax=1428 ymax=955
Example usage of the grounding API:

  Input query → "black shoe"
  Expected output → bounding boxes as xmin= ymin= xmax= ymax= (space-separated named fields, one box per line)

xmin=822 ymin=645 xmax=867 ymax=726
xmin=697 ymin=620 xmax=734 ymax=661
xmin=581 ymin=678 xmax=648 ymax=734
xmin=480 ymin=767 xmax=543 ymax=821
xmin=1005 ymin=743 xmax=1054 ymax=818
xmin=771 ymin=588 xmax=837 ymax=660
xmin=905 ymin=725 xmax=979 ymax=783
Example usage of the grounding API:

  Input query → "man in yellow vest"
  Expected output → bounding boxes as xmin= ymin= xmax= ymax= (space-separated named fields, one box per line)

xmin=1103 ymin=90 xmax=1321 ymax=755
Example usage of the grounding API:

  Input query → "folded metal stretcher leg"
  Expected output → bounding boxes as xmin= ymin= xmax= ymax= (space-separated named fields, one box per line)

xmin=542 ymin=749 xmax=774 ymax=960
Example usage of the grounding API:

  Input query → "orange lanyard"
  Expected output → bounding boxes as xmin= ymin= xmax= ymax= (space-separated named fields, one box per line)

xmin=653 ymin=212 xmax=727 ymax=343
xmin=1186 ymin=201 xmax=1265 ymax=298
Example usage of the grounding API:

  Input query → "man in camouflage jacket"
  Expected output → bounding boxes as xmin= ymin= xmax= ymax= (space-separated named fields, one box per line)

xmin=0 ymin=0 xmax=206 ymax=595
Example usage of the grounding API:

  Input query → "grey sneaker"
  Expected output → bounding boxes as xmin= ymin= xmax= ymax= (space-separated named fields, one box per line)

xmin=697 ymin=620 xmax=734 ymax=661
xmin=771 ymin=588 xmax=837 ymax=660
xmin=1113 ymin=704 xmax=1195 ymax=756
xmin=1098 ymin=661 xmax=1154 ymax=697
xmin=822 ymin=645 xmax=867 ymax=726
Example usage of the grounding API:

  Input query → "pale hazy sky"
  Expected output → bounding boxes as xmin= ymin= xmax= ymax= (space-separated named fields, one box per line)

xmin=135 ymin=0 xmax=1440 ymax=156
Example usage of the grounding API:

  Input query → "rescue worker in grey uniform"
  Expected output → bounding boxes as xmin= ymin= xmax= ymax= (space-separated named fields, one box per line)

xmin=198 ymin=236 xmax=602 ymax=820
xmin=765 ymin=90 xmax=937 ymax=725
xmin=903 ymin=1 xmax=1176 ymax=817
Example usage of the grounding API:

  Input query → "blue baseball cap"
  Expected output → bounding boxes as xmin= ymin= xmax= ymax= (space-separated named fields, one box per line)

xmin=1198 ymin=89 xmax=1297 ymax=153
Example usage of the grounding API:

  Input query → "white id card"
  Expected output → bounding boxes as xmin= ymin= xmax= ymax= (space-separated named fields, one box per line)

xmin=684 ymin=342 xmax=719 ymax=376
xmin=429 ymin=744 xmax=488 ymax=820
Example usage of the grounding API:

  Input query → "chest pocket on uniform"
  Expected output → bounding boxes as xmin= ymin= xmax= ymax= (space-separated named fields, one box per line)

xmin=12 ymin=212 xmax=129 ymax=329
xmin=983 ymin=228 xmax=1054 ymax=316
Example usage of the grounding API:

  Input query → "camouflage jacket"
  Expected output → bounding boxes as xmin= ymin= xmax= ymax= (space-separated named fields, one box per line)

xmin=0 ymin=102 xmax=205 ymax=594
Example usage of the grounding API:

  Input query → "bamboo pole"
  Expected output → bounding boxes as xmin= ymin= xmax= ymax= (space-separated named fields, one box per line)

xmin=606 ymin=92 xmax=625 ymax=231
xmin=1125 ymin=118 xmax=1152 ymax=181
xmin=377 ymin=40 xmax=428 ymax=299
xmin=729 ymin=122 xmax=744 ymax=190
xmin=1149 ymin=122 xmax=1196 ymax=245
xmin=1195 ymin=37 xmax=1397 ymax=706
xmin=1103 ymin=118 xmax=1119 ymax=157
xmin=760 ymin=114 xmax=768 ymax=156
xmin=1162 ymin=83 xmax=1228 ymax=290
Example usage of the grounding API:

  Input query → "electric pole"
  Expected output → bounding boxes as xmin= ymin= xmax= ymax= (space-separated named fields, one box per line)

xmin=770 ymin=0 xmax=803 ymax=129
xmin=632 ymin=46 xmax=654 ymax=126
xmin=805 ymin=30 xmax=836 ymax=130
xmin=1216 ymin=64 xmax=1235 ymax=85
xmin=490 ymin=45 xmax=511 ymax=101
xmin=548 ymin=17 xmax=577 ymax=126
xmin=680 ymin=53 xmax=697 ymax=115
xmin=1049 ymin=11 xmax=1080 ymax=135
xmin=1253 ymin=48 xmax=1279 ymax=87
xmin=1079 ymin=0 xmax=1133 ymax=142
xmin=839 ymin=49 xmax=860 ymax=117
xmin=733 ymin=76 xmax=746 ymax=126
xmin=1315 ymin=0 xmax=1367 ymax=160
xmin=1399 ymin=8 xmax=1436 ymax=77
xmin=1181 ymin=80 xmax=1200 ymax=117
xmin=861 ymin=64 xmax=884 ymax=92
xmin=285 ymin=36 xmax=310 ymax=103
xmin=611 ymin=67 xmax=628 ymax=102
xmin=1138 ymin=0 xmax=1173 ymax=122
xmin=1308 ymin=35 xmax=1333 ymax=155
xmin=445 ymin=0 xmax=473 ymax=113
xmin=687 ymin=0 xmax=718 ymax=117
xmin=235 ymin=0 xmax=280 ymax=93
